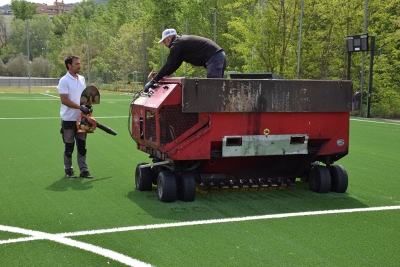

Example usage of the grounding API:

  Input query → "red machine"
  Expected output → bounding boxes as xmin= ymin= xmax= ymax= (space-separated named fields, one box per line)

xmin=130 ymin=75 xmax=352 ymax=202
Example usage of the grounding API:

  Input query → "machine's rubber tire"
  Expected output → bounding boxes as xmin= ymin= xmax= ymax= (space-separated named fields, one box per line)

xmin=309 ymin=165 xmax=331 ymax=193
xmin=135 ymin=162 xmax=153 ymax=191
xmin=152 ymin=165 xmax=163 ymax=185
xmin=330 ymin=165 xmax=348 ymax=193
xmin=157 ymin=171 xmax=177 ymax=203
xmin=177 ymin=172 xmax=196 ymax=202
xmin=301 ymin=161 xmax=319 ymax=182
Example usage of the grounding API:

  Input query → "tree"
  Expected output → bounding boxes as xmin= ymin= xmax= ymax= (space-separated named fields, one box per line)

xmin=52 ymin=11 xmax=72 ymax=37
xmin=0 ymin=58 xmax=7 ymax=75
xmin=105 ymin=23 xmax=145 ymax=77
xmin=223 ymin=0 xmax=301 ymax=77
xmin=10 ymin=0 xmax=37 ymax=21
xmin=31 ymin=57 xmax=53 ymax=77
xmin=7 ymin=14 xmax=55 ymax=61
xmin=0 ymin=16 xmax=8 ymax=50
xmin=6 ymin=53 xmax=28 ymax=76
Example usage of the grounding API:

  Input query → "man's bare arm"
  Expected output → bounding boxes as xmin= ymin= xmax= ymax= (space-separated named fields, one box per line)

xmin=60 ymin=94 xmax=80 ymax=109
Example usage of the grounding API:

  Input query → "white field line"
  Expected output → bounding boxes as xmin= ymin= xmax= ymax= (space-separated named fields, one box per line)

xmin=1 ymin=206 xmax=399 ymax=266
xmin=0 ymin=98 xmax=58 ymax=100
xmin=0 ymin=93 xmax=133 ymax=101
xmin=2 ymin=206 xmax=397 ymax=243
xmin=0 ymin=116 xmax=127 ymax=120
xmin=0 ymin=225 xmax=152 ymax=267
xmin=43 ymin=93 xmax=59 ymax=98
xmin=60 ymin=205 xmax=400 ymax=237
xmin=350 ymin=118 xmax=400 ymax=125
xmin=0 ymin=98 xmax=131 ymax=101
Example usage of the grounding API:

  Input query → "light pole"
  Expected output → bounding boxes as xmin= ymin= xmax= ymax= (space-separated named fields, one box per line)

xmin=359 ymin=0 xmax=369 ymax=116
xmin=296 ymin=0 xmax=305 ymax=79
xmin=26 ymin=20 xmax=30 ymax=93
xmin=87 ymin=25 xmax=91 ymax=85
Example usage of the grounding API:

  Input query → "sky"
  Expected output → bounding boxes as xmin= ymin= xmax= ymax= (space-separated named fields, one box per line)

xmin=0 ymin=1 xmax=81 ymax=7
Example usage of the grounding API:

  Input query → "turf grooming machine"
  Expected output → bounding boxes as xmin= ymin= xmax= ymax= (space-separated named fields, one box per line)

xmin=129 ymin=74 xmax=352 ymax=202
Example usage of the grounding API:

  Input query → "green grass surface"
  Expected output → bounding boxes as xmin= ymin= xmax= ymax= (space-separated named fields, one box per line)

xmin=0 ymin=91 xmax=399 ymax=266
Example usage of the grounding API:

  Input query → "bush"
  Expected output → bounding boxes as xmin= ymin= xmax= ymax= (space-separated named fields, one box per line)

xmin=0 ymin=59 xmax=7 ymax=75
xmin=31 ymin=57 xmax=53 ymax=77
xmin=6 ymin=53 xmax=28 ymax=77
xmin=371 ymin=88 xmax=400 ymax=119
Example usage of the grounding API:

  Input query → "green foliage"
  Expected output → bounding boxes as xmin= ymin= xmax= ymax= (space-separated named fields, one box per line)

xmin=367 ymin=0 xmax=400 ymax=116
xmin=10 ymin=0 xmax=37 ymax=21
xmin=6 ymin=53 xmax=28 ymax=76
xmin=31 ymin=57 xmax=53 ymax=77
xmin=90 ymin=56 xmax=110 ymax=73
xmin=0 ymin=0 xmax=399 ymax=117
xmin=7 ymin=14 xmax=55 ymax=61
xmin=104 ymin=23 xmax=145 ymax=76
xmin=0 ymin=58 xmax=7 ymax=75
xmin=69 ymin=0 xmax=97 ymax=20
xmin=0 ymin=15 xmax=7 ymax=49
xmin=52 ymin=11 xmax=72 ymax=37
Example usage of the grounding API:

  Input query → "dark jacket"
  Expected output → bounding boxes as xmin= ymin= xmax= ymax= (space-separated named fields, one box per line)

xmin=153 ymin=35 xmax=222 ymax=81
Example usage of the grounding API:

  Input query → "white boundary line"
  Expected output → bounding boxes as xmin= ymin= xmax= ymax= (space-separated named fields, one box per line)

xmin=0 ymin=116 xmax=398 ymax=124
xmin=60 ymin=205 xmax=400 ymax=237
xmin=0 ymin=93 xmax=132 ymax=102
xmin=0 ymin=116 xmax=127 ymax=120
xmin=1 ymin=206 xmax=399 ymax=266
xmin=350 ymin=118 xmax=400 ymax=125
xmin=0 ymin=225 xmax=151 ymax=267
xmin=43 ymin=93 xmax=59 ymax=98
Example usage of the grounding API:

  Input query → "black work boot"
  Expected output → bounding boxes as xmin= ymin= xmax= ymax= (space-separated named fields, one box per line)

xmin=80 ymin=171 xmax=93 ymax=179
xmin=65 ymin=169 xmax=77 ymax=178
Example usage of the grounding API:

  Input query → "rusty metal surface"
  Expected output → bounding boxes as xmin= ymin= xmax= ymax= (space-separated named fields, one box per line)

xmin=182 ymin=79 xmax=353 ymax=113
xmin=222 ymin=134 xmax=309 ymax=157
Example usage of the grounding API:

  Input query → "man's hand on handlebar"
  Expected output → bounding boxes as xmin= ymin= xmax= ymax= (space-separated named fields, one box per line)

xmin=143 ymin=80 xmax=155 ymax=93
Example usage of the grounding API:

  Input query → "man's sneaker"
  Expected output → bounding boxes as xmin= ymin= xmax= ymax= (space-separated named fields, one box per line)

xmin=80 ymin=171 xmax=93 ymax=179
xmin=65 ymin=169 xmax=77 ymax=178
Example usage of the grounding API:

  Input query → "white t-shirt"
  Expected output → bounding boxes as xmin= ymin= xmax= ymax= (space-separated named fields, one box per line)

xmin=57 ymin=72 xmax=86 ymax=121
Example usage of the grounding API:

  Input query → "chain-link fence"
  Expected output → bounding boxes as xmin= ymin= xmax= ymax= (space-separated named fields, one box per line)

xmin=90 ymin=71 xmax=144 ymax=93
xmin=0 ymin=77 xmax=59 ymax=87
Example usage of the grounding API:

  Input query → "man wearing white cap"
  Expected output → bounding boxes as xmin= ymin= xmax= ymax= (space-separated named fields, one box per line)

xmin=144 ymin=28 xmax=226 ymax=92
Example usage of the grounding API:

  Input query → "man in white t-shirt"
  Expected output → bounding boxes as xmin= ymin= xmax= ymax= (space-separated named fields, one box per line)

xmin=57 ymin=55 xmax=93 ymax=178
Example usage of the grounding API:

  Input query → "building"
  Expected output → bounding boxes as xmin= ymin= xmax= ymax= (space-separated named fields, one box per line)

xmin=36 ymin=1 xmax=72 ymax=18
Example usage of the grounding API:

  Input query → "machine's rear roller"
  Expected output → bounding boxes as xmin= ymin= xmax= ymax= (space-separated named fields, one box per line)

xmin=195 ymin=177 xmax=294 ymax=194
xmin=157 ymin=171 xmax=177 ymax=203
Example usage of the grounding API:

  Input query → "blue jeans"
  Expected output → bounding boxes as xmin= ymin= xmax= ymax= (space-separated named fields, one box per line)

xmin=206 ymin=50 xmax=226 ymax=78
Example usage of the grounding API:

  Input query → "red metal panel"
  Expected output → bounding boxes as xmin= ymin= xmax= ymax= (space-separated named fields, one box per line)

xmin=131 ymin=77 xmax=350 ymax=168
xmin=165 ymin=112 xmax=349 ymax=160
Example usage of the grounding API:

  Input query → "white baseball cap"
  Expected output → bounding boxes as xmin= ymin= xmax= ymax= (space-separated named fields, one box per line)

xmin=158 ymin=29 xmax=177 ymax=44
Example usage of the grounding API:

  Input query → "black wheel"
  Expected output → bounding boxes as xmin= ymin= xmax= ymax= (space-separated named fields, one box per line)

xmin=177 ymin=172 xmax=196 ymax=202
xmin=135 ymin=162 xmax=153 ymax=191
xmin=309 ymin=165 xmax=331 ymax=193
xmin=157 ymin=171 xmax=177 ymax=203
xmin=301 ymin=161 xmax=319 ymax=182
xmin=152 ymin=165 xmax=164 ymax=185
xmin=330 ymin=165 xmax=348 ymax=193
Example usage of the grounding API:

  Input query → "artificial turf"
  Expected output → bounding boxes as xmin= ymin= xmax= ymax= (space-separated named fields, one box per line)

xmin=0 ymin=90 xmax=399 ymax=266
